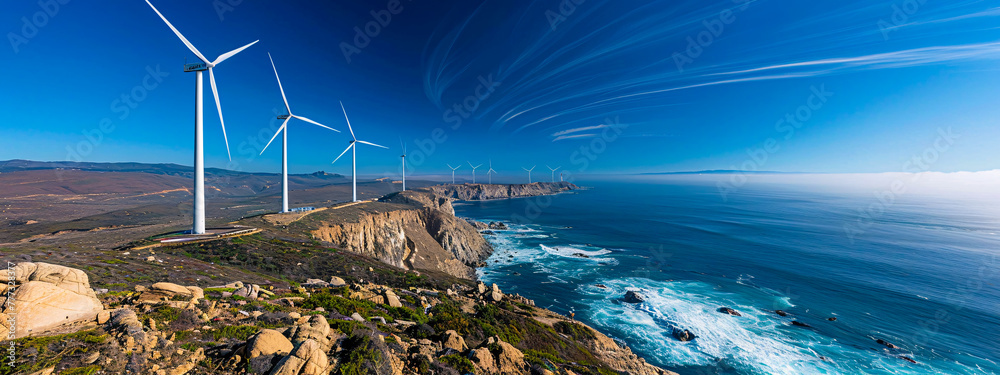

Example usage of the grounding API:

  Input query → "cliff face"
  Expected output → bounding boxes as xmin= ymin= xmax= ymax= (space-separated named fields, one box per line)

xmin=307 ymin=190 xmax=492 ymax=279
xmin=427 ymin=181 xmax=578 ymax=201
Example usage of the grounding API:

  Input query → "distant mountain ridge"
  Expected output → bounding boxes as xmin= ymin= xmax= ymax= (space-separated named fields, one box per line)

xmin=0 ymin=159 xmax=344 ymax=179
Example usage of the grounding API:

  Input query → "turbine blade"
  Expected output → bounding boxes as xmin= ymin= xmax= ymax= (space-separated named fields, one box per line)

xmin=292 ymin=115 xmax=340 ymax=132
xmin=357 ymin=140 xmax=388 ymax=149
xmin=213 ymin=40 xmax=258 ymax=65
xmin=209 ymin=68 xmax=231 ymax=160
xmin=144 ymin=0 xmax=208 ymax=63
xmin=339 ymin=101 xmax=356 ymax=141
xmin=332 ymin=143 xmax=354 ymax=165
xmin=268 ymin=53 xmax=291 ymax=114
xmin=447 ymin=164 xmax=454 ymax=169
xmin=260 ymin=118 xmax=289 ymax=155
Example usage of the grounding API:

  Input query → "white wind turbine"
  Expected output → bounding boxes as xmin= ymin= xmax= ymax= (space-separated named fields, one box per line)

xmin=447 ymin=164 xmax=461 ymax=184
xmin=523 ymin=165 xmax=536 ymax=183
xmin=486 ymin=159 xmax=497 ymax=184
xmin=400 ymin=140 xmax=407 ymax=191
xmin=332 ymin=102 xmax=387 ymax=202
xmin=468 ymin=162 xmax=482 ymax=184
xmin=547 ymin=165 xmax=562 ymax=182
xmin=260 ymin=53 xmax=340 ymax=213
xmin=145 ymin=0 xmax=258 ymax=234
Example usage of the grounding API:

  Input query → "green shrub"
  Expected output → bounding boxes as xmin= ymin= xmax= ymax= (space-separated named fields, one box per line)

xmin=439 ymin=354 xmax=475 ymax=374
xmin=211 ymin=325 xmax=259 ymax=341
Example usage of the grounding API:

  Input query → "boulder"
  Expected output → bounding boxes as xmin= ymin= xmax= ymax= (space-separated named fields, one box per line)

xmin=673 ymin=329 xmax=695 ymax=342
xmin=876 ymin=339 xmax=898 ymax=349
xmin=329 ymin=276 xmax=347 ymax=287
xmin=623 ymin=290 xmax=645 ymax=304
xmin=485 ymin=283 xmax=504 ymax=302
xmin=718 ymin=307 xmax=741 ymax=317
xmin=270 ymin=339 xmax=329 ymax=375
xmin=492 ymin=338 xmax=527 ymax=374
xmin=440 ymin=330 xmax=467 ymax=351
xmin=469 ymin=347 xmax=497 ymax=374
xmin=246 ymin=329 xmax=294 ymax=358
xmin=385 ymin=290 xmax=402 ymax=308
xmin=0 ymin=262 xmax=104 ymax=338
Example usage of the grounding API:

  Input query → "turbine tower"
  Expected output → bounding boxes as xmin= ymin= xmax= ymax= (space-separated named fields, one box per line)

xmin=523 ymin=166 xmax=536 ymax=183
xmin=486 ymin=159 xmax=497 ymax=184
xmin=546 ymin=165 xmax=562 ymax=182
xmin=468 ymin=162 xmax=482 ymax=184
xmin=400 ymin=140 xmax=407 ymax=191
xmin=447 ymin=164 xmax=461 ymax=184
xmin=260 ymin=53 xmax=340 ymax=213
xmin=332 ymin=102 xmax=387 ymax=202
xmin=145 ymin=0 xmax=257 ymax=234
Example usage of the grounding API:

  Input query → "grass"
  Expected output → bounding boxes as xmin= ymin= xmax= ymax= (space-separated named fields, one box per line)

xmin=58 ymin=365 xmax=102 ymax=375
xmin=209 ymin=325 xmax=259 ymax=341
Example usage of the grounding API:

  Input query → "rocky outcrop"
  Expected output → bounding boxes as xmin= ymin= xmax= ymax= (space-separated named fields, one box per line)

xmin=469 ymin=336 xmax=528 ymax=375
xmin=310 ymin=190 xmax=493 ymax=279
xmin=427 ymin=182 xmax=578 ymax=201
xmin=0 ymin=262 xmax=104 ymax=338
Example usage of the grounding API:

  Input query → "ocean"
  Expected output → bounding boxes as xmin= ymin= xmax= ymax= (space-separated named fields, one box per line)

xmin=453 ymin=174 xmax=1000 ymax=375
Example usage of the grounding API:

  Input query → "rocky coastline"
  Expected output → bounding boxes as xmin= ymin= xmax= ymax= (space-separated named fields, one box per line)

xmin=1 ymin=183 xmax=683 ymax=375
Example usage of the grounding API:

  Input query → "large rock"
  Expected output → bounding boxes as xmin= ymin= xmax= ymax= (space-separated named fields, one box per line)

xmin=329 ymin=276 xmax=347 ymax=287
xmin=440 ymin=330 xmax=466 ymax=351
xmin=246 ymin=329 xmax=294 ymax=358
xmin=0 ymin=262 xmax=103 ymax=338
xmin=385 ymin=290 xmax=402 ymax=308
xmin=492 ymin=338 xmax=527 ymax=374
xmin=623 ymin=290 xmax=645 ymax=303
xmin=270 ymin=339 xmax=329 ymax=375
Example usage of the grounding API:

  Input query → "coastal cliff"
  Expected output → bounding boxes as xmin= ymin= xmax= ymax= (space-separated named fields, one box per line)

xmin=305 ymin=190 xmax=492 ymax=280
xmin=427 ymin=181 xmax=578 ymax=201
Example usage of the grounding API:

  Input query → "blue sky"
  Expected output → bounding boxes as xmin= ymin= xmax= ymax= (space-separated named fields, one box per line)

xmin=2 ymin=0 xmax=999 ymax=177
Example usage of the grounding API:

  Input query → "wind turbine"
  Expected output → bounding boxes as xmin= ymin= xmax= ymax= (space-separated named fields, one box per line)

xmin=486 ymin=159 xmax=497 ymax=184
xmin=523 ymin=166 xmax=536 ymax=183
xmin=447 ymin=164 xmax=461 ymax=184
xmin=400 ymin=140 xmax=407 ymax=191
xmin=260 ymin=53 xmax=340 ymax=213
xmin=547 ymin=165 xmax=562 ymax=182
xmin=332 ymin=102 xmax=387 ymax=202
xmin=468 ymin=162 xmax=482 ymax=184
xmin=145 ymin=0 xmax=257 ymax=234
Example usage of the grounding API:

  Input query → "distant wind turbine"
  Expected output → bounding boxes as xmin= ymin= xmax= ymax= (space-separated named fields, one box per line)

xmin=486 ymin=159 xmax=497 ymax=184
xmin=447 ymin=164 xmax=462 ymax=184
xmin=468 ymin=162 xmax=482 ymax=184
xmin=145 ymin=0 xmax=258 ymax=234
xmin=332 ymin=102 xmax=388 ymax=202
xmin=523 ymin=166 xmax=536 ymax=183
xmin=546 ymin=165 xmax=561 ymax=182
xmin=260 ymin=53 xmax=340 ymax=213
xmin=400 ymin=140 xmax=407 ymax=191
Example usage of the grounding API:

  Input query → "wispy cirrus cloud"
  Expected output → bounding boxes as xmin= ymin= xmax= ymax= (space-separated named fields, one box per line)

xmin=422 ymin=0 xmax=1000 ymax=139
